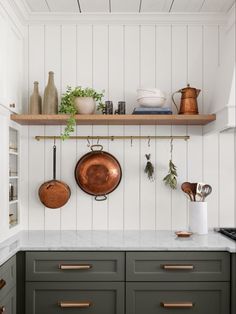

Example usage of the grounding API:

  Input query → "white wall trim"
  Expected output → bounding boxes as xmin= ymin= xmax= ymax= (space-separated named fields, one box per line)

xmin=25 ymin=12 xmax=227 ymax=25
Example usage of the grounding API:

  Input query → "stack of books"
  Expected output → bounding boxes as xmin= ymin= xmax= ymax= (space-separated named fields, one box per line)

xmin=132 ymin=107 xmax=172 ymax=115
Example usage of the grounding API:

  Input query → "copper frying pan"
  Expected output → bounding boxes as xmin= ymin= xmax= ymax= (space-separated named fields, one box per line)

xmin=38 ymin=144 xmax=71 ymax=209
xmin=74 ymin=145 xmax=122 ymax=201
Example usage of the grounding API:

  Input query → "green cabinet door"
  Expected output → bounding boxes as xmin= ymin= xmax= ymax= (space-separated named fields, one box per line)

xmin=26 ymin=282 xmax=124 ymax=314
xmin=0 ymin=287 xmax=16 ymax=314
xmin=126 ymin=282 xmax=230 ymax=314
xmin=126 ymin=252 xmax=230 ymax=282
xmin=26 ymin=252 xmax=125 ymax=281
xmin=0 ymin=256 xmax=16 ymax=300
xmin=232 ymin=254 xmax=236 ymax=314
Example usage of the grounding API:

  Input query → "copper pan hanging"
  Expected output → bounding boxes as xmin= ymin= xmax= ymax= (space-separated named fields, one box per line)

xmin=74 ymin=144 xmax=122 ymax=201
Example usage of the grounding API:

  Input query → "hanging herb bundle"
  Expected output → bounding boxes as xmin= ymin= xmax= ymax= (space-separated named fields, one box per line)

xmin=144 ymin=154 xmax=155 ymax=181
xmin=163 ymin=139 xmax=178 ymax=189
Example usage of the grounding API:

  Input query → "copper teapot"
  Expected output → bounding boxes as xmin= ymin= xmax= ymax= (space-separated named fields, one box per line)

xmin=172 ymin=84 xmax=201 ymax=115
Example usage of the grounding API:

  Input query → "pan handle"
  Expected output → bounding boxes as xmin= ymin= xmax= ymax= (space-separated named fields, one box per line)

xmin=95 ymin=195 xmax=107 ymax=201
xmin=90 ymin=144 xmax=103 ymax=152
xmin=53 ymin=145 xmax=56 ymax=180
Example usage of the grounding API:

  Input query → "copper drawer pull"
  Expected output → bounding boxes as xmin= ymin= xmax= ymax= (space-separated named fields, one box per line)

xmin=0 ymin=280 xmax=6 ymax=290
xmin=0 ymin=306 xmax=6 ymax=313
xmin=58 ymin=301 xmax=91 ymax=308
xmin=59 ymin=264 xmax=92 ymax=270
xmin=161 ymin=302 xmax=194 ymax=308
xmin=163 ymin=264 xmax=194 ymax=270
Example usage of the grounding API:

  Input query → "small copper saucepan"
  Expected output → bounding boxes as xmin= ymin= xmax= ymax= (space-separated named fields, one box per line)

xmin=74 ymin=144 xmax=122 ymax=201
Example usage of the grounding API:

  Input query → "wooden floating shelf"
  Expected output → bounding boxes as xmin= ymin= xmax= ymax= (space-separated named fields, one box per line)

xmin=10 ymin=114 xmax=216 ymax=126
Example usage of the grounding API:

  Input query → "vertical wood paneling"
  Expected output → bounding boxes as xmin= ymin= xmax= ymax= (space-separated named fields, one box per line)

xmin=171 ymin=26 xmax=188 ymax=230
xmin=139 ymin=26 xmax=156 ymax=229
xmin=140 ymin=125 xmax=156 ymax=230
xmin=155 ymin=126 xmax=172 ymax=230
xmin=124 ymin=25 xmax=140 ymax=113
xmin=108 ymin=25 xmax=124 ymax=104
xmin=140 ymin=26 xmax=156 ymax=87
xmin=28 ymin=25 xmax=45 ymax=107
xmin=107 ymin=126 xmax=124 ymax=230
xmin=203 ymin=133 xmax=219 ymax=228
xmin=156 ymin=26 xmax=172 ymax=104
xmin=93 ymin=25 xmax=109 ymax=99
xmin=28 ymin=126 xmax=45 ymax=229
xmin=60 ymin=25 xmax=77 ymax=230
xmin=124 ymin=125 xmax=140 ymax=229
xmin=28 ymin=25 xmax=45 ymax=230
xmin=44 ymin=25 xmax=61 ymax=94
xmin=203 ymin=26 xmax=219 ymax=114
xmin=44 ymin=25 xmax=61 ymax=229
xmin=76 ymin=125 xmax=93 ymax=230
xmin=219 ymin=132 xmax=235 ymax=226
xmin=23 ymin=23 xmax=235 ymax=231
xmin=187 ymin=26 xmax=203 ymax=215
xmin=107 ymin=25 xmax=125 ymax=229
xmin=77 ymin=25 xmax=93 ymax=87
xmin=44 ymin=126 xmax=61 ymax=230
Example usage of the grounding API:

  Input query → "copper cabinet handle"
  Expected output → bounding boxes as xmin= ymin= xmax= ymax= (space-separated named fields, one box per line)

xmin=59 ymin=264 xmax=92 ymax=270
xmin=0 ymin=306 xmax=6 ymax=313
xmin=161 ymin=302 xmax=194 ymax=308
xmin=162 ymin=264 xmax=194 ymax=270
xmin=0 ymin=279 xmax=6 ymax=290
xmin=58 ymin=301 xmax=92 ymax=308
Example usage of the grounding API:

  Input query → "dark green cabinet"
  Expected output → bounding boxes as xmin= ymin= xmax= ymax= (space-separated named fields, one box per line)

xmin=126 ymin=282 xmax=230 ymax=314
xmin=0 ymin=287 xmax=16 ymax=314
xmin=26 ymin=282 xmax=124 ymax=314
xmin=0 ymin=256 xmax=16 ymax=300
xmin=232 ymin=254 xmax=236 ymax=314
xmin=26 ymin=251 xmax=125 ymax=281
xmin=0 ymin=250 xmax=231 ymax=314
xmin=126 ymin=252 xmax=230 ymax=282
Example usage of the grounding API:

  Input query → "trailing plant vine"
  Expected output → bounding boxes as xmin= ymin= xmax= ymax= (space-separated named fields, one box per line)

xmin=59 ymin=86 xmax=104 ymax=140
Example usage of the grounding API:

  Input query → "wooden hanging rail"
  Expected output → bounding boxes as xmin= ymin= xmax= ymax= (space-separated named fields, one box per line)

xmin=35 ymin=135 xmax=190 ymax=141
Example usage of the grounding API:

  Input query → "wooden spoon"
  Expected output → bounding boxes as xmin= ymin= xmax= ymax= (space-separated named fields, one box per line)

xmin=181 ymin=182 xmax=194 ymax=201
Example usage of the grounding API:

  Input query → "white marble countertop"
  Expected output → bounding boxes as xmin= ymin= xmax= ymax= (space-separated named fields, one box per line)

xmin=0 ymin=230 xmax=235 ymax=266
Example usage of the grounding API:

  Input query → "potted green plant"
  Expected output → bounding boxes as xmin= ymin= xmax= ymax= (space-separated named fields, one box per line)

xmin=59 ymin=86 xmax=104 ymax=139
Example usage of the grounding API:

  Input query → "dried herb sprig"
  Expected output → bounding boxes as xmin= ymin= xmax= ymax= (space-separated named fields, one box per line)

xmin=163 ymin=159 xmax=178 ymax=189
xmin=163 ymin=139 xmax=178 ymax=189
xmin=144 ymin=154 xmax=155 ymax=181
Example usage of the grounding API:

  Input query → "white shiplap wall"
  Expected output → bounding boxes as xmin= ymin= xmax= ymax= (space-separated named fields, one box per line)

xmin=21 ymin=22 xmax=236 ymax=231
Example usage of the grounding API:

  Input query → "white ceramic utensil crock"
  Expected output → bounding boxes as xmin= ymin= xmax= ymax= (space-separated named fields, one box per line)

xmin=189 ymin=202 xmax=208 ymax=235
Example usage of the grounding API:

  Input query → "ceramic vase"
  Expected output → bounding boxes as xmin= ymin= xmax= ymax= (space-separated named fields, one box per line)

xmin=29 ymin=81 xmax=42 ymax=114
xmin=189 ymin=202 xmax=208 ymax=235
xmin=74 ymin=97 xmax=96 ymax=114
xmin=43 ymin=71 xmax=58 ymax=114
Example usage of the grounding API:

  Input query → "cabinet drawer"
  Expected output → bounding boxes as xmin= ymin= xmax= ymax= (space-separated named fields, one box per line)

xmin=0 ymin=287 xmax=16 ymax=314
xmin=126 ymin=282 xmax=230 ymax=314
xmin=26 ymin=252 xmax=124 ymax=281
xmin=126 ymin=252 xmax=230 ymax=281
xmin=0 ymin=256 xmax=16 ymax=300
xmin=26 ymin=282 xmax=124 ymax=314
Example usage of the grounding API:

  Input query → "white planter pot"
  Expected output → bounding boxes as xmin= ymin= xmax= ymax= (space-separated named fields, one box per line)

xmin=189 ymin=202 xmax=208 ymax=235
xmin=74 ymin=97 xmax=96 ymax=114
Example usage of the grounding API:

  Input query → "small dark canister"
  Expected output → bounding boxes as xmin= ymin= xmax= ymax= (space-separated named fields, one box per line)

xmin=103 ymin=101 xmax=113 ymax=114
xmin=115 ymin=101 xmax=126 ymax=115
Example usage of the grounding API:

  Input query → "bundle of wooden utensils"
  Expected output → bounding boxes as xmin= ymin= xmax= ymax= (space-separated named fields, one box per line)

xmin=181 ymin=182 xmax=212 ymax=202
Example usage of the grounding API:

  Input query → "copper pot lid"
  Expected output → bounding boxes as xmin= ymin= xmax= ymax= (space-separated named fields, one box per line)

xmin=75 ymin=145 xmax=122 ymax=201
